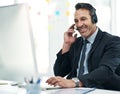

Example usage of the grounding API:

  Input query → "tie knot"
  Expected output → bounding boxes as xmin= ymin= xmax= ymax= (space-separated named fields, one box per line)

xmin=84 ymin=39 xmax=89 ymax=44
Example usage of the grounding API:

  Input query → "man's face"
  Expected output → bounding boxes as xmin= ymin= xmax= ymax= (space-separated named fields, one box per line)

xmin=74 ymin=9 xmax=96 ymax=38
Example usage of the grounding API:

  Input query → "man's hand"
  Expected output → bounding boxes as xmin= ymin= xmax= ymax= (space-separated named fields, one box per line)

xmin=46 ymin=76 xmax=82 ymax=88
xmin=62 ymin=24 xmax=77 ymax=54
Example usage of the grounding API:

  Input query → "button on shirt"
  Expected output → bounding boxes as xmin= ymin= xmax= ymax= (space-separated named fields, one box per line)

xmin=77 ymin=28 xmax=98 ymax=76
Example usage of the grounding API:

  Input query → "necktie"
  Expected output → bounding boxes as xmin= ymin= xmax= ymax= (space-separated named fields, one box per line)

xmin=78 ymin=39 xmax=89 ymax=77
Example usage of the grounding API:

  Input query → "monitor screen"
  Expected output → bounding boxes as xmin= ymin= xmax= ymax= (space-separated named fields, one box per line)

xmin=0 ymin=4 xmax=37 ymax=82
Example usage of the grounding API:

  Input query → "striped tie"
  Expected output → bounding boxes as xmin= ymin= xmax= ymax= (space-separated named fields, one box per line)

xmin=78 ymin=39 xmax=89 ymax=77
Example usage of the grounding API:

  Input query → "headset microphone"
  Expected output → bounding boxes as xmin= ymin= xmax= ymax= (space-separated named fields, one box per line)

xmin=76 ymin=27 xmax=80 ymax=31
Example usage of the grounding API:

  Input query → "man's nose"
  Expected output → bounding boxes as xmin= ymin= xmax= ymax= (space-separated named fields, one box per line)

xmin=76 ymin=21 xmax=83 ymax=27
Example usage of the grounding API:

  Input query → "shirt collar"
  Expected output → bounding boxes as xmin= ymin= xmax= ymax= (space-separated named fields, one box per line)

xmin=87 ymin=27 xmax=98 ymax=44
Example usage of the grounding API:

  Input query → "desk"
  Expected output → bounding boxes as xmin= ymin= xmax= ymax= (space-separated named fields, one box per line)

xmin=0 ymin=80 xmax=120 ymax=94
xmin=0 ymin=85 xmax=119 ymax=94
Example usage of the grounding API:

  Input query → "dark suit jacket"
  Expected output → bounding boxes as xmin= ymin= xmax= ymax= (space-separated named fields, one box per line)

xmin=54 ymin=28 xmax=120 ymax=90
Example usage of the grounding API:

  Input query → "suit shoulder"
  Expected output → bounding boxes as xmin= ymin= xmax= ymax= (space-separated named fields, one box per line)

xmin=102 ymin=31 xmax=120 ymax=40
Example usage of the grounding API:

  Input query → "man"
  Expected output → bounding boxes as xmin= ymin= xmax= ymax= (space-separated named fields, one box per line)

xmin=46 ymin=3 xmax=120 ymax=90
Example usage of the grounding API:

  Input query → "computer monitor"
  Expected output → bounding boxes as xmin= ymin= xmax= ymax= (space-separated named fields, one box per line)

xmin=0 ymin=4 xmax=37 ymax=82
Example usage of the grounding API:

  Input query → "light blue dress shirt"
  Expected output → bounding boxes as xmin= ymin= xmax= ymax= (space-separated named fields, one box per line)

xmin=77 ymin=28 xmax=98 ymax=76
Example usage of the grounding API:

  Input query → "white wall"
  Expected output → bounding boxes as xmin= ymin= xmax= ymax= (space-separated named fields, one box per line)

xmin=116 ymin=0 xmax=120 ymax=36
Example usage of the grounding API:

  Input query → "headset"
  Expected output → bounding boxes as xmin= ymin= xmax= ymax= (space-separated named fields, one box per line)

xmin=75 ymin=3 xmax=98 ymax=24
xmin=91 ymin=9 xmax=98 ymax=24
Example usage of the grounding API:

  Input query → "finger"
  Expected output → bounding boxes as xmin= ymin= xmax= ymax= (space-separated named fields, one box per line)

xmin=51 ymin=77 xmax=62 ymax=86
xmin=54 ymin=77 xmax=66 ymax=87
xmin=46 ymin=77 xmax=55 ymax=84
xmin=46 ymin=77 xmax=60 ymax=86
xmin=57 ymin=81 xmax=66 ymax=88
xmin=46 ymin=76 xmax=61 ymax=83
xmin=68 ymin=27 xmax=76 ymax=34
xmin=69 ymin=24 xmax=75 ymax=29
xmin=50 ymin=78 xmax=60 ymax=85
xmin=73 ymin=33 xmax=77 ymax=38
xmin=54 ymin=82 xmax=59 ymax=87
xmin=46 ymin=77 xmax=52 ymax=83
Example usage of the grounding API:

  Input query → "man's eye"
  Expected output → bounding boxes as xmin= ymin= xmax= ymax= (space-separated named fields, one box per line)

xmin=81 ymin=17 xmax=87 ymax=21
xmin=74 ymin=19 xmax=78 ymax=23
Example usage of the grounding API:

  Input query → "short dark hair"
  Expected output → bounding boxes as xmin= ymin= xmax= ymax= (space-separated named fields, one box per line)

xmin=75 ymin=3 xmax=98 ymax=23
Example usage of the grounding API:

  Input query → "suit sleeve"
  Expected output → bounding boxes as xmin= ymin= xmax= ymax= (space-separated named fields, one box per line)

xmin=79 ymin=36 xmax=120 ymax=88
xmin=53 ymin=50 xmax=72 ymax=77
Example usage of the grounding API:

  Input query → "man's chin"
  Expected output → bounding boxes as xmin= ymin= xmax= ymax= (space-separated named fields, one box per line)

xmin=81 ymin=34 xmax=88 ymax=38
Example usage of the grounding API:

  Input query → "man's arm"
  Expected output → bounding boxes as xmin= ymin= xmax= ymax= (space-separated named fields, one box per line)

xmin=54 ymin=24 xmax=77 ymax=77
xmin=54 ymin=50 xmax=72 ymax=77
xmin=79 ymin=36 xmax=120 ymax=88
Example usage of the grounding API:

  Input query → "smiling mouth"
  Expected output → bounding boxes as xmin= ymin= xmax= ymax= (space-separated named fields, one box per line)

xmin=77 ymin=25 xmax=88 ymax=32
xmin=79 ymin=28 xmax=87 ymax=33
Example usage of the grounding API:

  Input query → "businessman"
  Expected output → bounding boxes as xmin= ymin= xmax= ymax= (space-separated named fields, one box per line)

xmin=46 ymin=3 xmax=120 ymax=90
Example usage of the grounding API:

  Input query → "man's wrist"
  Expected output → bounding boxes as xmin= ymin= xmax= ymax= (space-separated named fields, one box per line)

xmin=72 ymin=77 xmax=80 ymax=87
xmin=62 ymin=43 xmax=71 ymax=54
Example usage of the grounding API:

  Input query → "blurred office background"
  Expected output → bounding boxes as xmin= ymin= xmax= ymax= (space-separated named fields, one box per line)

xmin=0 ymin=0 xmax=120 ymax=82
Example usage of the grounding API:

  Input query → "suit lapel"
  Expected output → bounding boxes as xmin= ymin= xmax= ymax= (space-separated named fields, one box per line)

xmin=88 ymin=29 xmax=103 ymax=57
xmin=72 ymin=29 xmax=103 ymax=75
xmin=73 ymin=38 xmax=83 ymax=70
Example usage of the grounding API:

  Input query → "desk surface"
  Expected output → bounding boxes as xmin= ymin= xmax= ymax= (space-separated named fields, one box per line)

xmin=42 ymin=88 xmax=120 ymax=94
xmin=0 ymin=85 xmax=119 ymax=94
xmin=0 ymin=80 xmax=120 ymax=94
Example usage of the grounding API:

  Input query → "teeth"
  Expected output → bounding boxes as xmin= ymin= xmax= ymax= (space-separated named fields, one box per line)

xmin=80 ymin=28 xmax=87 ymax=32
xmin=81 ymin=28 xmax=86 ymax=30
xmin=77 ymin=26 xmax=87 ymax=31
